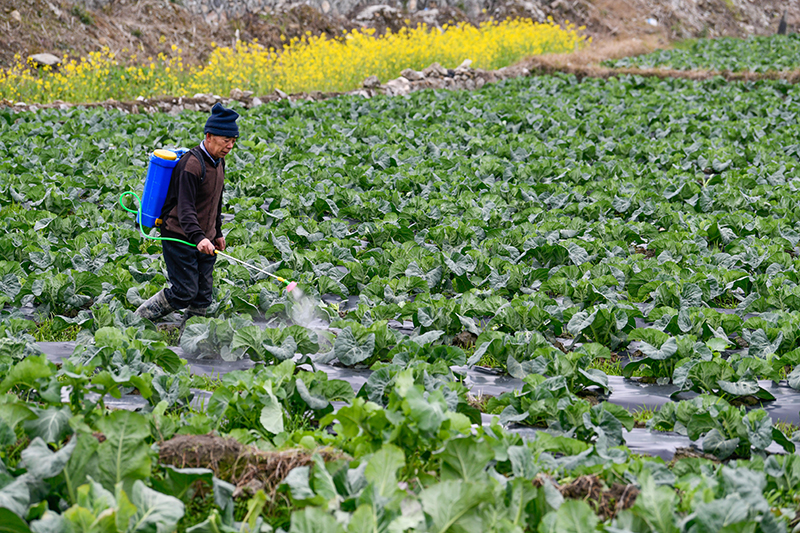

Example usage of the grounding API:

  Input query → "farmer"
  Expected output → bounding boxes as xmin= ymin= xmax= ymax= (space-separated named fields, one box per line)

xmin=135 ymin=102 xmax=239 ymax=324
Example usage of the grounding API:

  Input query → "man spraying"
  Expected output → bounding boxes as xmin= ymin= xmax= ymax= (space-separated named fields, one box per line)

xmin=135 ymin=102 xmax=239 ymax=323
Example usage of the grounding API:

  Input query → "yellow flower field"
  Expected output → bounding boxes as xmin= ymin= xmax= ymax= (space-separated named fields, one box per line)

xmin=0 ymin=18 xmax=585 ymax=104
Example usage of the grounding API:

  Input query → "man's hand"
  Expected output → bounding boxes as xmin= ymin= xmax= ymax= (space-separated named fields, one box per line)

xmin=215 ymin=237 xmax=226 ymax=252
xmin=197 ymin=238 xmax=215 ymax=255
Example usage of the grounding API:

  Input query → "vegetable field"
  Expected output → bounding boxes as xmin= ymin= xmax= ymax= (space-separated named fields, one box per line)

xmin=605 ymin=34 xmax=800 ymax=72
xmin=3 ymin=65 xmax=800 ymax=531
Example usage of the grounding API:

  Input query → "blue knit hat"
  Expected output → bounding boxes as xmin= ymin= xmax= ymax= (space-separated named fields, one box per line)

xmin=204 ymin=103 xmax=239 ymax=138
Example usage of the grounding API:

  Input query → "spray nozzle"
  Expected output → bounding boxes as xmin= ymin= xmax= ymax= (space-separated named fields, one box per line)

xmin=214 ymin=250 xmax=297 ymax=293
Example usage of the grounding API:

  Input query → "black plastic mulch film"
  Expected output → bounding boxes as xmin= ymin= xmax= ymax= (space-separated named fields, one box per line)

xmin=36 ymin=333 xmax=796 ymax=460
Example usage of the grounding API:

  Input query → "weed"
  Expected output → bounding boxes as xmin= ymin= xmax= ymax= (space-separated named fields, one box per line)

xmin=158 ymin=325 xmax=181 ymax=346
xmin=3 ymin=434 xmax=30 ymax=469
xmin=632 ymin=407 xmax=655 ymax=427
xmin=70 ymin=5 xmax=95 ymax=26
xmin=176 ymin=493 xmax=216 ymax=533
xmin=477 ymin=350 xmax=503 ymax=369
xmin=588 ymin=356 xmax=623 ymax=376
xmin=467 ymin=391 xmax=490 ymax=412
xmin=191 ymin=374 xmax=224 ymax=392
xmin=285 ymin=412 xmax=314 ymax=434
xmin=775 ymin=420 xmax=800 ymax=437
xmin=673 ymin=38 xmax=698 ymax=51
xmin=711 ymin=295 xmax=739 ymax=308
xmin=33 ymin=319 xmax=81 ymax=342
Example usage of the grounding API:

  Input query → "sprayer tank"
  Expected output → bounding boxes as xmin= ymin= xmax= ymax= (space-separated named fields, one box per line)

xmin=138 ymin=149 xmax=184 ymax=228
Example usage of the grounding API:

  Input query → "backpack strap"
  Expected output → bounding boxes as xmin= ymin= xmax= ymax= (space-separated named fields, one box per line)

xmin=188 ymin=146 xmax=207 ymax=183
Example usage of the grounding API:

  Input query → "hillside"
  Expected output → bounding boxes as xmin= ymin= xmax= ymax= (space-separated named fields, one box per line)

xmin=0 ymin=0 xmax=796 ymax=70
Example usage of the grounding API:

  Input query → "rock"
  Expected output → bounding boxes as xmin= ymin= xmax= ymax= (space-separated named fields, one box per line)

xmin=422 ymin=62 xmax=448 ymax=78
xmin=29 ymin=53 xmax=61 ymax=68
xmin=424 ymin=78 xmax=445 ymax=90
xmin=419 ymin=8 xmax=439 ymax=25
xmin=193 ymin=93 xmax=217 ymax=105
xmin=10 ymin=10 xmax=21 ymax=22
xmin=229 ymin=88 xmax=252 ymax=100
xmin=457 ymin=59 xmax=473 ymax=70
xmin=274 ymin=88 xmax=288 ymax=99
xmin=362 ymin=75 xmax=381 ymax=89
xmin=46 ymin=1 xmax=62 ymax=18
xmin=356 ymin=5 xmax=397 ymax=20
xmin=400 ymin=68 xmax=423 ymax=81
xmin=382 ymin=76 xmax=411 ymax=96
xmin=250 ymin=97 xmax=263 ymax=108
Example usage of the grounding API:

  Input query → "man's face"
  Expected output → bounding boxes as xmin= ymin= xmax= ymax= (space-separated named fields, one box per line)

xmin=205 ymin=133 xmax=236 ymax=159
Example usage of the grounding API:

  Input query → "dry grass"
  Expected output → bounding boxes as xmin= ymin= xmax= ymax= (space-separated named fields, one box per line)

xmin=534 ymin=474 xmax=639 ymax=520
xmin=159 ymin=434 xmax=346 ymax=498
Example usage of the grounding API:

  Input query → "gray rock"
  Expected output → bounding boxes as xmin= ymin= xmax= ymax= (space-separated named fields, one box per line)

xmin=193 ymin=93 xmax=217 ymax=105
xmin=356 ymin=4 xmax=397 ymax=20
xmin=230 ymin=88 xmax=253 ymax=99
xmin=456 ymin=59 xmax=473 ymax=70
xmin=382 ymin=76 xmax=411 ymax=96
xmin=250 ymin=97 xmax=263 ymax=107
xmin=29 ymin=53 xmax=61 ymax=67
xmin=422 ymin=62 xmax=448 ymax=78
xmin=46 ymin=1 xmax=62 ymax=18
xmin=400 ymin=68 xmax=423 ymax=81
xmin=418 ymin=8 xmax=439 ymax=24
xmin=274 ymin=88 xmax=289 ymax=99
xmin=362 ymin=75 xmax=381 ymax=89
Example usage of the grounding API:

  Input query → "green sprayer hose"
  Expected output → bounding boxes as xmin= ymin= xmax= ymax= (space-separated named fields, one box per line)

xmin=119 ymin=191 xmax=196 ymax=248
xmin=119 ymin=191 xmax=297 ymax=292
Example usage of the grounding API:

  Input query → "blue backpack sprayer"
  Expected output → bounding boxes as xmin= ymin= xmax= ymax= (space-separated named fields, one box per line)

xmin=120 ymin=149 xmax=297 ymax=293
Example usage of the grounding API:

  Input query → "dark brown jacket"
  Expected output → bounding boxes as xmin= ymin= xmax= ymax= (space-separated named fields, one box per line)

xmin=160 ymin=145 xmax=224 ymax=245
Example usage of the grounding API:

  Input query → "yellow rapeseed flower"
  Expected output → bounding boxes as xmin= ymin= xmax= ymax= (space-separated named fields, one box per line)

xmin=0 ymin=19 xmax=583 ymax=103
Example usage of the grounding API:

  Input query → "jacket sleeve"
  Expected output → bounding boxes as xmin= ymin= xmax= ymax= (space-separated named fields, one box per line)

xmin=176 ymin=157 xmax=206 ymax=245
